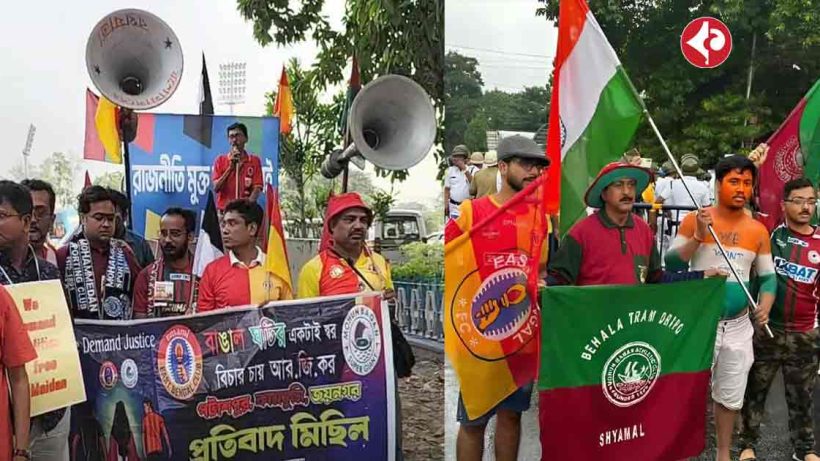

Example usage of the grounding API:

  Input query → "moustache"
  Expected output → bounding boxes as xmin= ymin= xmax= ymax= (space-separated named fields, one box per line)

xmin=619 ymin=197 xmax=634 ymax=203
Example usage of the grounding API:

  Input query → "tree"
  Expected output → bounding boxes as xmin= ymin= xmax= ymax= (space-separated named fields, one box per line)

xmin=93 ymin=171 xmax=125 ymax=191
xmin=266 ymin=59 xmax=339 ymax=238
xmin=536 ymin=0 xmax=820 ymax=168
xmin=239 ymin=0 xmax=444 ymax=181
xmin=464 ymin=111 xmax=489 ymax=152
xmin=8 ymin=152 xmax=78 ymax=208
xmin=444 ymin=52 xmax=484 ymax=154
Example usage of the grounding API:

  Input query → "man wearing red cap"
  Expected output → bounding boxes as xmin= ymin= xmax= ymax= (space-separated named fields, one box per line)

xmin=297 ymin=192 xmax=394 ymax=299
xmin=296 ymin=192 xmax=401 ymax=459
xmin=548 ymin=161 xmax=720 ymax=286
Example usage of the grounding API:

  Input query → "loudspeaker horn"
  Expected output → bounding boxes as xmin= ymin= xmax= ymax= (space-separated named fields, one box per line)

xmin=86 ymin=9 xmax=183 ymax=110
xmin=321 ymin=74 xmax=436 ymax=178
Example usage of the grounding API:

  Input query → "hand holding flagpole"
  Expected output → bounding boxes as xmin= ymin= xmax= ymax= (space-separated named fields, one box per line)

xmin=644 ymin=113 xmax=774 ymax=338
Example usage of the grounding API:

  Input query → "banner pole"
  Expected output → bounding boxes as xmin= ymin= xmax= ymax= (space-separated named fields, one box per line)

xmin=644 ymin=111 xmax=773 ymax=338
xmin=122 ymin=139 xmax=133 ymax=231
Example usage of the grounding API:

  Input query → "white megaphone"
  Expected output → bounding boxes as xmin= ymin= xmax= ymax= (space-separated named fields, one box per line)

xmin=86 ymin=9 xmax=183 ymax=110
xmin=321 ymin=74 xmax=436 ymax=179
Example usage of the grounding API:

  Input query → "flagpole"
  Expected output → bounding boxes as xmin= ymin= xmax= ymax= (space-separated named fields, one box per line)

xmin=643 ymin=112 xmax=773 ymax=338
xmin=123 ymin=139 xmax=133 ymax=230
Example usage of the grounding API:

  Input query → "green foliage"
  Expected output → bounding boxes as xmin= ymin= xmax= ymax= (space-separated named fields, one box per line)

xmin=445 ymin=51 xmax=550 ymax=158
xmin=93 ymin=172 xmax=125 ymax=191
xmin=266 ymin=59 xmax=339 ymax=238
xmin=370 ymin=190 xmax=395 ymax=223
xmin=9 ymin=152 xmax=78 ymax=208
xmin=390 ymin=241 xmax=443 ymax=281
xmin=536 ymin=0 xmax=820 ymax=169
xmin=239 ymin=0 xmax=444 ymax=181
xmin=464 ymin=111 xmax=489 ymax=152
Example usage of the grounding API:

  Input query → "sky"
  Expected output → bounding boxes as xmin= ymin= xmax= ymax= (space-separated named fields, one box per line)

xmin=0 ymin=0 xmax=441 ymax=208
xmin=445 ymin=0 xmax=557 ymax=92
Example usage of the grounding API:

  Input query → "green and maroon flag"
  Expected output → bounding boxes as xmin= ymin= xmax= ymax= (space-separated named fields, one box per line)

xmin=539 ymin=278 xmax=725 ymax=459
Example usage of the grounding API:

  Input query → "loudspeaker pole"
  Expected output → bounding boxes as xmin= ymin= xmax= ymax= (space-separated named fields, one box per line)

xmin=342 ymin=165 xmax=349 ymax=193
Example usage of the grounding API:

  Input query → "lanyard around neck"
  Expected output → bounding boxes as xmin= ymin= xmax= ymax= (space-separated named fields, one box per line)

xmin=0 ymin=245 xmax=41 ymax=285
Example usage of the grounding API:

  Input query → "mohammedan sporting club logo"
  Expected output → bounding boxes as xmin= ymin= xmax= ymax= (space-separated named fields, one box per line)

xmin=451 ymin=263 xmax=539 ymax=362
xmin=602 ymin=341 xmax=661 ymax=408
xmin=342 ymin=305 xmax=382 ymax=376
xmin=156 ymin=325 xmax=203 ymax=400
xmin=99 ymin=361 xmax=118 ymax=390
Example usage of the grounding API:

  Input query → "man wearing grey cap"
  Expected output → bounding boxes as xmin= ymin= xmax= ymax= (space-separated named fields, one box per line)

xmin=445 ymin=145 xmax=477 ymax=221
xmin=449 ymin=135 xmax=552 ymax=461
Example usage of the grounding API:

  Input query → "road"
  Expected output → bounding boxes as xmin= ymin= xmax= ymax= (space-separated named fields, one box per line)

xmin=444 ymin=359 xmax=811 ymax=460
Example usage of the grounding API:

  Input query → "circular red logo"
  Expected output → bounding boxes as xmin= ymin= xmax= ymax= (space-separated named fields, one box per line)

xmin=680 ymin=17 xmax=732 ymax=68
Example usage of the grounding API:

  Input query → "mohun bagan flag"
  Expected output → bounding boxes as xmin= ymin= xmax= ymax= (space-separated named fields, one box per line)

xmin=445 ymin=175 xmax=548 ymax=419
xmin=545 ymin=0 xmax=644 ymax=234
xmin=757 ymin=78 xmax=820 ymax=231
xmin=539 ymin=278 xmax=725 ymax=460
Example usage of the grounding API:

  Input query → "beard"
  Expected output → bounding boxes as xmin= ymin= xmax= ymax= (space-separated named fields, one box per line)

xmin=162 ymin=244 xmax=187 ymax=260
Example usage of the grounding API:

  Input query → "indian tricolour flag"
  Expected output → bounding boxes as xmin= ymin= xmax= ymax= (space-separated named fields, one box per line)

xmin=545 ymin=0 xmax=645 ymax=234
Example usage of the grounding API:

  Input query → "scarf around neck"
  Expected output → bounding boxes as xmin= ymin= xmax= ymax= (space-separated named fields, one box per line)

xmin=65 ymin=235 xmax=132 ymax=320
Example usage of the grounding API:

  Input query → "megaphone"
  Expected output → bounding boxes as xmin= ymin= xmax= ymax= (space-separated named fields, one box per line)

xmin=86 ymin=9 xmax=183 ymax=110
xmin=321 ymin=74 xmax=436 ymax=179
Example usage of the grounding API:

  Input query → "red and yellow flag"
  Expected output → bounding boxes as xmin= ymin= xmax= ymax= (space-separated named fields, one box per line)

xmin=94 ymin=94 xmax=123 ymax=164
xmin=273 ymin=67 xmax=294 ymax=135
xmin=444 ymin=175 xmax=549 ymax=419
xmin=263 ymin=183 xmax=292 ymax=295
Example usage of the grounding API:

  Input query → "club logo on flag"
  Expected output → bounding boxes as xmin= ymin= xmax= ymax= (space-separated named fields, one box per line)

xmin=157 ymin=325 xmax=203 ymax=400
xmin=342 ymin=305 xmax=382 ymax=376
xmin=452 ymin=263 xmax=539 ymax=361
xmin=602 ymin=341 xmax=661 ymax=407
xmin=680 ymin=17 xmax=732 ymax=68
xmin=774 ymin=138 xmax=803 ymax=182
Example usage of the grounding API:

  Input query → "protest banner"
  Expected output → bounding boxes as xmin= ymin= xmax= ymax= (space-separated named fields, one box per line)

xmin=126 ymin=114 xmax=280 ymax=238
xmin=7 ymin=280 xmax=86 ymax=416
xmin=539 ymin=278 xmax=725 ymax=460
xmin=72 ymin=292 xmax=395 ymax=461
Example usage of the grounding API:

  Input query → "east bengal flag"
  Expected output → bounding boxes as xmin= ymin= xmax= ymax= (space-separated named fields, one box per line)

xmin=444 ymin=175 xmax=548 ymax=419
xmin=263 ymin=183 xmax=292 ymax=296
xmin=539 ymin=278 xmax=725 ymax=460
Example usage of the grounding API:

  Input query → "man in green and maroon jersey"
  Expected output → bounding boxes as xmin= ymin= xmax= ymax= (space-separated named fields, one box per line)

xmin=548 ymin=161 xmax=719 ymax=286
xmin=739 ymin=178 xmax=820 ymax=461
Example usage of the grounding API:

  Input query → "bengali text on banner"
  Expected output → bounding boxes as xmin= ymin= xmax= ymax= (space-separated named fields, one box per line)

xmin=72 ymin=293 xmax=395 ymax=461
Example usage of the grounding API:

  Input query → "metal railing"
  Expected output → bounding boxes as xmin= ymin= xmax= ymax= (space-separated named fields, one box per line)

xmin=393 ymin=279 xmax=444 ymax=343
xmin=632 ymin=203 xmax=699 ymax=264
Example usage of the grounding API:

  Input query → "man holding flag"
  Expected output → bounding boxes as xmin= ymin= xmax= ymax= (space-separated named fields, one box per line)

xmin=445 ymin=135 xmax=551 ymax=461
xmin=133 ymin=208 xmax=198 ymax=318
xmin=548 ymin=161 xmax=720 ymax=286
xmin=666 ymin=155 xmax=776 ymax=461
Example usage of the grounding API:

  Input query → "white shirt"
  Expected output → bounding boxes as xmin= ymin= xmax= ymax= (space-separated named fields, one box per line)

xmin=445 ymin=166 xmax=476 ymax=217
xmin=657 ymin=176 xmax=711 ymax=222
xmin=228 ymin=246 xmax=265 ymax=268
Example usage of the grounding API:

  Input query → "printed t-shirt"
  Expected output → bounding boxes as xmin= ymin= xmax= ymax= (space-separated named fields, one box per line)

xmin=667 ymin=209 xmax=775 ymax=318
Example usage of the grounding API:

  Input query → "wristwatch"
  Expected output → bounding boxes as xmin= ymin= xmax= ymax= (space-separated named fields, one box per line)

xmin=12 ymin=449 xmax=31 ymax=460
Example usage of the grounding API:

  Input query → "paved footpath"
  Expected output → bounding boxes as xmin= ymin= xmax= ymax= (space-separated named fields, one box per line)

xmin=445 ymin=359 xmax=811 ymax=460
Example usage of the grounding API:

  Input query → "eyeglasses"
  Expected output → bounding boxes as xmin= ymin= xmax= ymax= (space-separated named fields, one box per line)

xmin=783 ymin=198 xmax=818 ymax=207
xmin=0 ymin=212 xmax=20 ymax=221
xmin=512 ymin=158 xmax=550 ymax=171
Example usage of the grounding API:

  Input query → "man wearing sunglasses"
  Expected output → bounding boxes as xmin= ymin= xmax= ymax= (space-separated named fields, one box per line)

xmin=56 ymin=186 xmax=141 ymax=320
xmin=450 ymin=135 xmax=552 ymax=461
